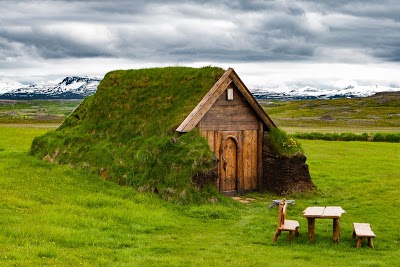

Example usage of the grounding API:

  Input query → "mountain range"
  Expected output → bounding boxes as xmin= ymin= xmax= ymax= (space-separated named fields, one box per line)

xmin=0 ymin=76 xmax=399 ymax=100
xmin=251 ymin=85 xmax=400 ymax=100
xmin=0 ymin=76 xmax=101 ymax=100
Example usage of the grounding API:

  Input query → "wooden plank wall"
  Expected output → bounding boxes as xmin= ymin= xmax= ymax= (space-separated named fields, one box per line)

xmin=197 ymin=85 xmax=262 ymax=192
xmin=242 ymin=130 xmax=258 ymax=190
xmin=200 ymin=130 xmax=258 ymax=191
xmin=199 ymin=87 xmax=259 ymax=131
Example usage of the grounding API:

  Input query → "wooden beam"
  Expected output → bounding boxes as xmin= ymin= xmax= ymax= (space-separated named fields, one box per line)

xmin=228 ymin=68 xmax=277 ymax=130
xmin=257 ymin=121 xmax=263 ymax=189
xmin=176 ymin=69 xmax=233 ymax=132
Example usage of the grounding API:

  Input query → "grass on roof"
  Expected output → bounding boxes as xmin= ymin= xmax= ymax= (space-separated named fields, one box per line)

xmin=30 ymin=66 xmax=226 ymax=203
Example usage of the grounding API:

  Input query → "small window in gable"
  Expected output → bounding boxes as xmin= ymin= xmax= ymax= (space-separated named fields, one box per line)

xmin=227 ymin=88 xmax=234 ymax=100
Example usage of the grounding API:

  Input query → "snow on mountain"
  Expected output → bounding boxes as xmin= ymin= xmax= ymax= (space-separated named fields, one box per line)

xmin=0 ymin=80 xmax=25 ymax=94
xmin=251 ymin=84 xmax=400 ymax=100
xmin=0 ymin=76 xmax=101 ymax=99
xmin=1 ymin=76 xmax=399 ymax=100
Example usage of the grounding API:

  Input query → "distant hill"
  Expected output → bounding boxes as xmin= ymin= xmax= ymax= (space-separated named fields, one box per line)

xmin=261 ymin=91 xmax=400 ymax=130
xmin=0 ymin=76 xmax=101 ymax=100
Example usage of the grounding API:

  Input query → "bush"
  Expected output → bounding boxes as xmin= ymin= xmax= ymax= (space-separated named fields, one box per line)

xmin=293 ymin=132 xmax=400 ymax=143
xmin=372 ymin=133 xmax=400 ymax=143
xmin=268 ymin=128 xmax=304 ymax=157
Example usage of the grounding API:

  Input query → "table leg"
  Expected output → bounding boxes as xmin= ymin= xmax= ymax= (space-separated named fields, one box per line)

xmin=307 ymin=218 xmax=315 ymax=241
xmin=332 ymin=218 xmax=340 ymax=242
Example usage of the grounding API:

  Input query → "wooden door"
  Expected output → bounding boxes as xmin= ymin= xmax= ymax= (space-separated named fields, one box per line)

xmin=220 ymin=136 xmax=238 ymax=192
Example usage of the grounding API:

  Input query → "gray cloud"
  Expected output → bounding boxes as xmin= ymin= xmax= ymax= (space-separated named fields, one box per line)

xmin=0 ymin=0 xmax=399 ymax=85
xmin=2 ymin=0 xmax=400 ymax=62
xmin=0 ymin=27 xmax=112 ymax=59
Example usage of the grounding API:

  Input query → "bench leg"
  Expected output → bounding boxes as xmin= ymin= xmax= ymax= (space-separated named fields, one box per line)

xmin=273 ymin=229 xmax=281 ymax=242
xmin=367 ymin=237 xmax=374 ymax=248
xmin=288 ymin=231 xmax=293 ymax=241
xmin=307 ymin=218 xmax=315 ymax=241
xmin=332 ymin=218 xmax=340 ymax=243
xmin=356 ymin=237 xmax=364 ymax=248
xmin=295 ymin=228 xmax=300 ymax=237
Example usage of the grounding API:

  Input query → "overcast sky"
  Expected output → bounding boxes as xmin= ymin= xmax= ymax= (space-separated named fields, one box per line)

xmin=1 ymin=0 xmax=399 ymax=90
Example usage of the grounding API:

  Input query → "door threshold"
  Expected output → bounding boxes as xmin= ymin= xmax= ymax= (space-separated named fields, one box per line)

xmin=221 ymin=190 xmax=239 ymax=196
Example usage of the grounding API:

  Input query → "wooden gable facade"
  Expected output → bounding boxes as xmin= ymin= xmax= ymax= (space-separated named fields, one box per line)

xmin=177 ymin=68 xmax=276 ymax=195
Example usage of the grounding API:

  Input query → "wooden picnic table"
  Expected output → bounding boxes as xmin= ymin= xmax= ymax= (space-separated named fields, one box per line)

xmin=302 ymin=206 xmax=346 ymax=242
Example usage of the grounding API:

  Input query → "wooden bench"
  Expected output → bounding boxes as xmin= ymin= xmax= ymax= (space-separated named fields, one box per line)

xmin=273 ymin=198 xmax=300 ymax=241
xmin=352 ymin=223 xmax=376 ymax=248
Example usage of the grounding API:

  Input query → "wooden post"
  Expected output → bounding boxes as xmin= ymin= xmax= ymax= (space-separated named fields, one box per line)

xmin=257 ymin=121 xmax=263 ymax=189
xmin=307 ymin=218 xmax=315 ymax=241
xmin=367 ymin=237 xmax=374 ymax=248
xmin=333 ymin=218 xmax=340 ymax=242
xmin=356 ymin=237 xmax=364 ymax=248
xmin=273 ymin=229 xmax=281 ymax=242
xmin=288 ymin=231 xmax=293 ymax=241
xmin=238 ymin=131 xmax=243 ymax=194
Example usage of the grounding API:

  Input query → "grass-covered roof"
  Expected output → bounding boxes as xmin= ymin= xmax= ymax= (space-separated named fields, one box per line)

xmin=30 ymin=66 xmax=226 ymax=203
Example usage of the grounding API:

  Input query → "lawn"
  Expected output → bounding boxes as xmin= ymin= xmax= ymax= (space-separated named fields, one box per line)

xmin=0 ymin=99 xmax=81 ymax=124
xmin=261 ymin=92 xmax=400 ymax=133
xmin=0 ymin=125 xmax=399 ymax=266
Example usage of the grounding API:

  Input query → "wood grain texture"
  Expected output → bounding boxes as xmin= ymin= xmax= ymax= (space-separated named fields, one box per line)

xmin=199 ymin=86 xmax=259 ymax=131
xmin=176 ymin=69 xmax=233 ymax=132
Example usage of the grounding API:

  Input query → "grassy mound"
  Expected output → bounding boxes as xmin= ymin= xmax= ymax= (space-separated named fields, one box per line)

xmin=30 ymin=66 xmax=226 ymax=203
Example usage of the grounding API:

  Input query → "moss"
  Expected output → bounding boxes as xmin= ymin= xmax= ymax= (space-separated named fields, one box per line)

xmin=30 ymin=66 xmax=225 ymax=203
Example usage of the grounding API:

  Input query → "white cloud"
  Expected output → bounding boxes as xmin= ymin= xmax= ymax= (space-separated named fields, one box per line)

xmin=230 ymin=62 xmax=400 ymax=90
xmin=43 ymin=23 xmax=115 ymax=47
xmin=333 ymin=79 xmax=358 ymax=88
xmin=303 ymin=12 xmax=329 ymax=33
xmin=0 ymin=0 xmax=399 ymax=91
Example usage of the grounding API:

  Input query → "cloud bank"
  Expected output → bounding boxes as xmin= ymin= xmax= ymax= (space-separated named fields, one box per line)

xmin=0 ymin=0 xmax=399 ymax=90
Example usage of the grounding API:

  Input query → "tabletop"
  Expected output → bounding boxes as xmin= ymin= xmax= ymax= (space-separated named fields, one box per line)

xmin=302 ymin=206 xmax=345 ymax=218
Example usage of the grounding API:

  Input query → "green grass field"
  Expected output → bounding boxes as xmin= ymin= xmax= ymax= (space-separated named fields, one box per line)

xmin=260 ymin=92 xmax=400 ymax=133
xmin=1 ymin=125 xmax=399 ymax=266
xmin=0 ymin=100 xmax=81 ymax=124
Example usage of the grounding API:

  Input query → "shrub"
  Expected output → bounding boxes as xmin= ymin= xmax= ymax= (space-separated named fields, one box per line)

xmin=268 ymin=128 xmax=304 ymax=157
xmin=372 ymin=133 xmax=400 ymax=143
xmin=293 ymin=132 xmax=400 ymax=143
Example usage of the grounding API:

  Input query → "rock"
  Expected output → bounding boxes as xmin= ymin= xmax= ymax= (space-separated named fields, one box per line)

xmin=42 ymin=154 xmax=53 ymax=163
